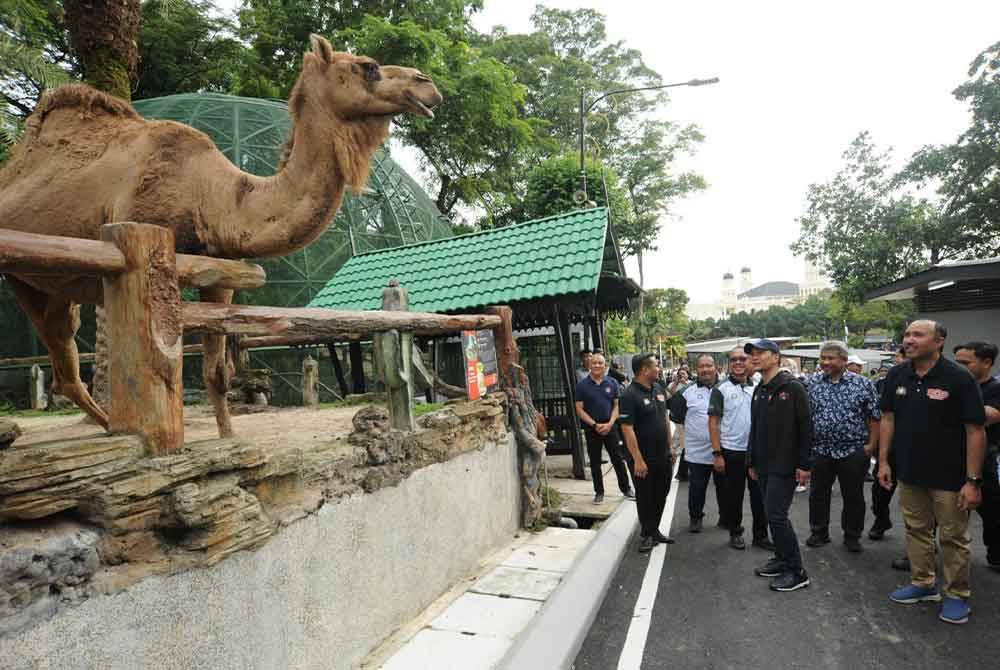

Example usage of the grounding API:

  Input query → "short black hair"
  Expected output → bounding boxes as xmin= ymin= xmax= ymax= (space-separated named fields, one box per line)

xmin=579 ymin=349 xmax=592 ymax=357
xmin=695 ymin=353 xmax=715 ymax=365
xmin=954 ymin=341 xmax=998 ymax=365
xmin=631 ymin=352 xmax=657 ymax=375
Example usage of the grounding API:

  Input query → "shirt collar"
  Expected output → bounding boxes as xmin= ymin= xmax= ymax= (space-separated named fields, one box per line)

xmin=728 ymin=374 xmax=751 ymax=387
xmin=696 ymin=377 xmax=717 ymax=388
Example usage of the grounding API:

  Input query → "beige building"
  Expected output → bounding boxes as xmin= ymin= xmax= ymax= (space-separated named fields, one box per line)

xmin=689 ymin=260 xmax=831 ymax=320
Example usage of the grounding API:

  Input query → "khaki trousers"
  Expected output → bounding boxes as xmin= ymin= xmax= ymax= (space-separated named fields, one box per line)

xmin=899 ymin=481 xmax=972 ymax=599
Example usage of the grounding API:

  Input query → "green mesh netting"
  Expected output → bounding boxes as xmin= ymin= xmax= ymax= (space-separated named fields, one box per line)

xmin=132 ymin=92 xmax=454 ymax=307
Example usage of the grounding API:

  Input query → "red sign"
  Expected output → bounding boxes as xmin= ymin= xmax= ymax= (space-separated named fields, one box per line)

xmin=462 ymin=330 xmax=499 ymax=400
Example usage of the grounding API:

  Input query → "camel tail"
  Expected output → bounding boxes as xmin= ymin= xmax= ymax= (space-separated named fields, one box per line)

xmin=22 ymin=83 xmax=141 ymax=143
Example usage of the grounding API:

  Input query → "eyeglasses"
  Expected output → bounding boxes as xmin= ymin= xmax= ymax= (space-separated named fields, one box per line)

xmin=729 ymin=356 xmax=748 ymax=362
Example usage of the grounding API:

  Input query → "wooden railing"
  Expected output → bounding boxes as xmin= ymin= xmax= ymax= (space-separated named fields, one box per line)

xmin=0 ymin=223 xmax=500 ymax=455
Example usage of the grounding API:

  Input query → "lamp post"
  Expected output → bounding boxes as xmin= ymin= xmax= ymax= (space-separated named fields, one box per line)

xmin=575 ymin=77 xmax=719 ymax=204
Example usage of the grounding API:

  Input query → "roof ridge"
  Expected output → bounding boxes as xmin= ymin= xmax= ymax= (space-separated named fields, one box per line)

xmin=350 ymin=207 xmax=609 ymax=259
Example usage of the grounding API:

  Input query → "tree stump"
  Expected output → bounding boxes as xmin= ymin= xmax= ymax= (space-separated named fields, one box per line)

xmin=374 ymin=280 xmax=415 ymax=431
xmin=29 ymin=364 xmax=47 ymax=411
xmin=302 ymin=355 xmax=319 ymax=406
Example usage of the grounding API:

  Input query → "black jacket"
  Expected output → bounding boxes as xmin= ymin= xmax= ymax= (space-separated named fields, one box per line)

xmin=747 ymin=370 xmax=812 ymax=476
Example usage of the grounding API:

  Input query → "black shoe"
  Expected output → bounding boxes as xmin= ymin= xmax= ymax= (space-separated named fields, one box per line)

xmin=638 ymin=535 xmax=655 ymax=554
xmin=652 ymin=530 xmax=675 ymax=545
xmin=729 ymin=535 xmax=746 ymax=550
xmin=752 ymin=537 xmax=776 ymax=552
xmin=844 ymin=537 xmax=863 ymax=553
xmin=770 ymin=570 xmax=810 ymax=592
xmin=622 ymin=488 xmax=636 ymax=500
xmin=891 ymin=556 xmax=911 ymax=571
xmin=689 ymin=518 xmax=703 ymax=533
xmin=806 ymin=532 xmax=831 ymax=548
xmin=593 ymin=493 xmax=604 ymax=505
xmin=868 ymin=523 xmax=891 ymax=541
xmin=755 ymin=557 xmax=785 ymax=578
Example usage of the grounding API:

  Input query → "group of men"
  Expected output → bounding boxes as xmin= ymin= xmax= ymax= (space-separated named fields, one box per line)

xmin=573 ymin=319 xmax=1000 ymax=625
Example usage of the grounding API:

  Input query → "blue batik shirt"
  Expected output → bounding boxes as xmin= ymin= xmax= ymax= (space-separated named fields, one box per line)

xmin=806 ymin=370 xmax=881 ymax=458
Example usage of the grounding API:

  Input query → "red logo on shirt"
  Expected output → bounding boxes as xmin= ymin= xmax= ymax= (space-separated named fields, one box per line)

xmin=927 ymin=388 xmax=950 ymax=400
xmin=779 ymin=392 xmax=789 ymax=400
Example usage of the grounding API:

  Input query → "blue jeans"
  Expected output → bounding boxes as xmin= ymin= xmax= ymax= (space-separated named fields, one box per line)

xmin=760 ymin=474 xmax=803 ymax=573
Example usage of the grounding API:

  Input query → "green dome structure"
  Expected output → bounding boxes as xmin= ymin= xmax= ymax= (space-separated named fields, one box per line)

xmin=132 ymin=92 xmax=453 ymax=307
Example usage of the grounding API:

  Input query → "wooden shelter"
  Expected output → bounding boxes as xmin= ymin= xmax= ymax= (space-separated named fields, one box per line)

xmin=309 ymin=208 xmax=640 ymax=478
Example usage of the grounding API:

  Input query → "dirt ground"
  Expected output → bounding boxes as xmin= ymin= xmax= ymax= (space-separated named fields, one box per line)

xmin=10 ymin=404 xmax=360 ymax=451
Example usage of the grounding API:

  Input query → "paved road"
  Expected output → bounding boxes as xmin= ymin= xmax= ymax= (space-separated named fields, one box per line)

xmin=576 ymin=473 xmax=1000 ymax=669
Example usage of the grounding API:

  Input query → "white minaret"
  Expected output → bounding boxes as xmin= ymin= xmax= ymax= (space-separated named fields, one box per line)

xmin=801 ymin=259 xmax=828 ymax=297
xmin=722 ymin=272 xmax=736 ymax=309
xmin=739 ymin=266 xmax=753 ymax=294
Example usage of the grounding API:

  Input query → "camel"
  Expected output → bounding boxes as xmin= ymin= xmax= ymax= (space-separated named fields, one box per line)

xmin=0 ymin=34 xmax=442 ymax=438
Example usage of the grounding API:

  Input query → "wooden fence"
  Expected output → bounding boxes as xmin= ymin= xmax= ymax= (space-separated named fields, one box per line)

xmin=0 ymin=223 xmax=500 ymax=455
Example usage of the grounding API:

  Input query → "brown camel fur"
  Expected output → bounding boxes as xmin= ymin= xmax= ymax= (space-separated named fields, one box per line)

xmin=0 ymin=34 xmax=441 ymax=437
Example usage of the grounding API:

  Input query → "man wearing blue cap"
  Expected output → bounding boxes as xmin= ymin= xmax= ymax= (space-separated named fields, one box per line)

xmin=746 ymin=338 xmax=813 ymax=592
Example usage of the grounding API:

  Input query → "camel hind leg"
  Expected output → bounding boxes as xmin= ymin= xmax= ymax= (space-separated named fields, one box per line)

xmin=7 ymin=277 xmax=109 ymax=429
xmin=200 ymin=287 xmax=235 ymax=438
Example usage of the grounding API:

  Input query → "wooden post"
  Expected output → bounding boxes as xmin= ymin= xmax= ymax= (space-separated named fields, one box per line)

xmin=100 ymin=223 xmax=184 ymax=456
xmin=327 ymin=343 xmax=351 ymax=397
xmin=302 ymin=354 xmax=319 ymax=406
xmin=374 ymin=280 xmax=415 ymax=431
xmin=590 ymin=313 xmax=604 ymax=352
xmin=553 ymin=306 xmax=585 ymax=479
xmin=28 ymin=364 xmax=47 ymax=411
xmin=349 ymin=341 xmax=366 ymax=394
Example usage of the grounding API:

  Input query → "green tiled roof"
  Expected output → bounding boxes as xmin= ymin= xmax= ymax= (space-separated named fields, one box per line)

xmin=308 ymin=208 xmax=618 ymax=313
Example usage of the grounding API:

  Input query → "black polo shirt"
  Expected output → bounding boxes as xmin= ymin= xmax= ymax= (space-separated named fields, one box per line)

xmin=981 ymin=377 xmax=1000 ymax=449
xmin=880 ymin=356 xmax=985 ymax=491
xmin=575 ymin=375 xmax=620 ymax=425
xmin=619 ymin=381 xmax=670 ymax=465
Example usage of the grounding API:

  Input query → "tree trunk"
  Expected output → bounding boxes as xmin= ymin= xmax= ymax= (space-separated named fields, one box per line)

xmin=63 ymin=0 xmax=142 ymax=412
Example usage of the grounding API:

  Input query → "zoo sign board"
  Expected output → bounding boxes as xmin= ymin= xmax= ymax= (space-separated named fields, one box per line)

xmin=462 ymin=330 xmax=499 ymax=400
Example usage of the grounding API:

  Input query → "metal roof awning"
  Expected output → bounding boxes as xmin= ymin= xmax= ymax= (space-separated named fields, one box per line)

xmin=865 ymin=257 xmax=1000 ymax=301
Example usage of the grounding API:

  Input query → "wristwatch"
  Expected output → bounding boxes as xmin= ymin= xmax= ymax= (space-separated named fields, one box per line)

xmin=966 ymin=475 xmax=984 ymax=486
xmin=712 ymin=451 xmax=722 ymax=457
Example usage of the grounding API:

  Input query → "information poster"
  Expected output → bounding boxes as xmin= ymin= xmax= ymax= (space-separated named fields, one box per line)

xmin=462 ymin=329 xmax=499 ymax=400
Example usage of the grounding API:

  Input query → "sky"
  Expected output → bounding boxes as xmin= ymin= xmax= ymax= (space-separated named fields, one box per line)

xmin=468 ymin=0 xmax=1000 ymax=303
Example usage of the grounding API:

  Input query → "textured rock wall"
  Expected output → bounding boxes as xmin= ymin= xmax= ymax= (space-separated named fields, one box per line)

xmin=0 ymin=395 xmax=510 ymax=639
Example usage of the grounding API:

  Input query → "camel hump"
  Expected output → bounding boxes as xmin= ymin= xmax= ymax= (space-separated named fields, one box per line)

xmin=23 ymin=84 xmax=141 ymax=141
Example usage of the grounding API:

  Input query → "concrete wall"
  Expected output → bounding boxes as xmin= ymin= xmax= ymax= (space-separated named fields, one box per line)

xmin=0 ymin=435 xmax=520 ymax=670
xmin=920 ymin=309 xmax=1000 ymax=362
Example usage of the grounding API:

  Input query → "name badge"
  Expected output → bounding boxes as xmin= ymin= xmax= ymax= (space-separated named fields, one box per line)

xmin=896 ymin=386 xmax=907 ymax=396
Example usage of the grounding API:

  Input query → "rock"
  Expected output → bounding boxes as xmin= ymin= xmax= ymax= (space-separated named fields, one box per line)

xmin=47 ymin=394 xmax=75 ymax=411
xmin=352 ymin=405 xmax=390 ymax=436
xmin=0 ymin=419 xmax=21 ymax=450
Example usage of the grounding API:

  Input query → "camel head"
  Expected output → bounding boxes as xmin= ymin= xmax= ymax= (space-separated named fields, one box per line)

xmin=300 ymin=34 xmax=442 ymax=122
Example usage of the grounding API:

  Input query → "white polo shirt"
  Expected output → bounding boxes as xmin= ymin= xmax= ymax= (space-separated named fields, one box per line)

xmin=708 ymin=377 xmax=756 ymax=452
xmin=680 ymin=382 xmax=715 ymax=464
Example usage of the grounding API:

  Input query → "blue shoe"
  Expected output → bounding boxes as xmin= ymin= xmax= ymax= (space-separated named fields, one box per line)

xmin=890 ymin=584 xmax=942 ymax=604
xmin=939 ymin=597 xmax=970 ymax=624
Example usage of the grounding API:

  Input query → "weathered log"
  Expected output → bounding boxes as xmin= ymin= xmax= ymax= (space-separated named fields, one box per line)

xmin=182 ymin=302 xmax=502 ymax=338
xmin=302 ymin=355 xmax=319 ymax=406
xmin=101 ymin=223 xmax=184 ymax=456
xmin=374 ymin=281 xmax=415 ymax=431
xmin=0 ymin=228 xmax=265 ymax=290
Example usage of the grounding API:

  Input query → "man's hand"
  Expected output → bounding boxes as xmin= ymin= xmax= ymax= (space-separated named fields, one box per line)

xmin=748 ymin=466 xmax=758 ymax=481
xmin=595 ymin=422 xmax=610 ymax=435
xmin=878 ymin=463 xmax=893 ymax=491
xmin=795 ymin=468 xmax=811 ymax=486
xmin=634 ymin=457 xmax=648 ymax=479
xmin=864 ymin=442 xmax=876 ymax=458
xmin=959 ymin=482 xmax=982 ymax=511
xmin=712 ymin=453 xmax=725 ymax=474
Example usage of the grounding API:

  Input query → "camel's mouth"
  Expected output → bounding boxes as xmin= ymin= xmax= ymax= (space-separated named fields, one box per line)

xmin=405 ymin=92 xmax=437 ymax=119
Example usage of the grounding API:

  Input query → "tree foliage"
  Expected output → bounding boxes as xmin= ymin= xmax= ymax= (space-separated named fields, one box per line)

xmin=520 ymin=155 xmax=631 ymax=229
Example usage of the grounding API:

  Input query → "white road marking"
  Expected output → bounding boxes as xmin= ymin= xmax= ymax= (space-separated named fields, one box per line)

xmin=616 ymin=460 xmax=681 ymax=670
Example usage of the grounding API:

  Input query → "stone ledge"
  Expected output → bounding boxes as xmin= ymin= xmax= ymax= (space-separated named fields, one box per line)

xmin=0 ymin=395 xmax=508 ymax=635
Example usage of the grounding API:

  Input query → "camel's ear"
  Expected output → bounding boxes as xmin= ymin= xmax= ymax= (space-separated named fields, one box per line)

xmin=309 ymin=34 xmax=335 ymax=66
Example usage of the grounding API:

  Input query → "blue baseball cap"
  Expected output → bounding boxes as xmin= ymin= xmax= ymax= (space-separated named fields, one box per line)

xmin=744 ymin=338 xmax=781 ymax=355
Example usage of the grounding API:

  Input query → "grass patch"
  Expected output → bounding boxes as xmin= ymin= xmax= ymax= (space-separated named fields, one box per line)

xmin=0 ymin=403 xmax=83 ymax=418
xmin=540 ymin=485 xmax=562 ymax=510
xmin=413 ymin=402 xmax=444 ymax=417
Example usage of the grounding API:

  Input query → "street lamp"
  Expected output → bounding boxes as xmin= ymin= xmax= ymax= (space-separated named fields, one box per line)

xmin=575 ymin=77 xmax=720 ymax=204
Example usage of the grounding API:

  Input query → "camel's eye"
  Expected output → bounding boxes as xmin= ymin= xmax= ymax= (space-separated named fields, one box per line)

xmin=361 ymin=62 xmax=381 ymax=82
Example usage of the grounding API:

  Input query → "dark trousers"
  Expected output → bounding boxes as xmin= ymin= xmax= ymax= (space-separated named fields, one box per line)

xmin=977 ymin=452 xmax=1000 ymax=561
xmin=676 ymin=450 xmax=689 ymax=479
xmin=809 ymin=449 xmax=869 ymax=540
xmin=760 ymin=474 xmax=803 ymax=573
xmin=585 ymin=428 xmax=631 ymax=495
xmin=634 ymin=459 xmax=672 ymax=537
xmin=687 ymin=462 xmax=724 ymax=520
xmin=871 ymin=451 xmax=897 ymax=530
xmin=720 ymin=449 xmax=768 ymax=539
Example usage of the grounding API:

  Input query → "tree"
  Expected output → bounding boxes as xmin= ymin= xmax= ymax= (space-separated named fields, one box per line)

xmin=792 ymin=132 xmax=956 ymax=302
xmin=604 ymin=317 xmax=634 ymax=356
xmin=630 ymin=287 xmax=689 ymax=351
xmin=520 ymin=154 xmax=631 ymax=227
xmin=135 ymin=0 xmax=246 ymax=100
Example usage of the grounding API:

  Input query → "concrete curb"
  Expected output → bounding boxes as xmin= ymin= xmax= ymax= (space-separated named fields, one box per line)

xmin=496 ymin=501 xmax=638 ymax=670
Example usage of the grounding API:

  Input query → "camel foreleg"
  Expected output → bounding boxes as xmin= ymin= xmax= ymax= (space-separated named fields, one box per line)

xmin=7 ymin=276 xmax=109 ymax=429
xmin=200 ymin=287 xmax=235 ymax=438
